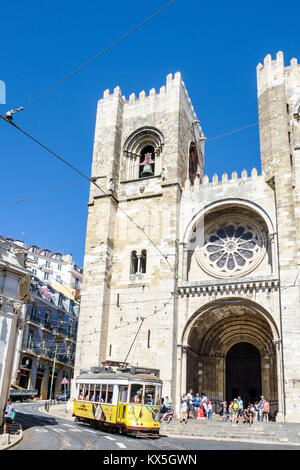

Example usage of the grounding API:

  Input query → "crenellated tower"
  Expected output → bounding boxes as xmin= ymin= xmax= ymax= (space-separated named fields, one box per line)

xmin=257 ymin=51 xmax=300 ymax=422
xmin=73 ymin=72 xmax=205 ymax=398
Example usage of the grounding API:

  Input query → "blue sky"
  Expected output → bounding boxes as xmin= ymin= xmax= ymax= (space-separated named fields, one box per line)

xmin=0 ymin=0 xmax=299 ymax=266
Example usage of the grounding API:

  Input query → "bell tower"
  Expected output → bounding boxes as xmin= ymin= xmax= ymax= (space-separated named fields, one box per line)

xmin=73 ymin=72 xmax=205 ymax=398
xmin=257 ymin=51 xmax=300 ymax=421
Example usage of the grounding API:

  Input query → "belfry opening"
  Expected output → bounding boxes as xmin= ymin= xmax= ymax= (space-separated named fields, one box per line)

xmin=183 ymin=300 xmax=279 ymax=413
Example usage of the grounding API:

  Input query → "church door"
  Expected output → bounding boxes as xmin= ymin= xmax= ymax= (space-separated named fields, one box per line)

xmin=226 ymin=342 xmax=262 ymax=405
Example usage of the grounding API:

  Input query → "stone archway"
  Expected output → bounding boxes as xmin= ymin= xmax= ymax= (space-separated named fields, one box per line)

xmin=180 ymin=299 xmax=280 ymax=416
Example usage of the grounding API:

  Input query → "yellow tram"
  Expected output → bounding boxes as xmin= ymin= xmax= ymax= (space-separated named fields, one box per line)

xmin=72 ymin=366 xmax=163 ymax=438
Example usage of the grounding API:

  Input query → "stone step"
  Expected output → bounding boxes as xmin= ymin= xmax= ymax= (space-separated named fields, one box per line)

xmin=160 ymin=420 xmax=300 ymax=445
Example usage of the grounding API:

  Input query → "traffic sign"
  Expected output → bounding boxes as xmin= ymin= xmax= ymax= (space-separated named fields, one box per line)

xmin=61 ymin=377 xmax=69 ymax=385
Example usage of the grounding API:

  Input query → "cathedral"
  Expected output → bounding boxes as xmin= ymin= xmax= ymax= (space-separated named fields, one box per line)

xmin=73 ymin=51 xmax=300 ymax=422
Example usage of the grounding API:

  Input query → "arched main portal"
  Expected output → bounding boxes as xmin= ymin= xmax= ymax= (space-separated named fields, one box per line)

xmin=182 ymin=299 xmax=279 ymax=415
xmin=226 ymin=342 xmax=262 ymax=404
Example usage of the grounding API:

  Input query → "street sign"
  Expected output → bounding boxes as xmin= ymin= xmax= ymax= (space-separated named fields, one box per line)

xmin=61 ymin=377 xmax=69 ymax=385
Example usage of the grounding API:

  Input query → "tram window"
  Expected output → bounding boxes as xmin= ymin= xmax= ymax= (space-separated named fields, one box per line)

xmin=90 ymin=384 xmax=96 ymax=401
xmin=95 ymin=384 xmax=101 ymax=402
xmin=130 ymin=384 xmax=144 ymax=404
xmin=107 ymin=386 xmax=114 ymax=404
xmin=144 ymin=386 xmax=155 ymax=405
xmin=82 ymin=385 xmax=87 ymax=400
xmin=119 ymin=385 xmax=128 ymax=403
xmin=78 ymin=385 xmax=84 ymax=400
xmin=84 ymin=385 xmax=90 ymax=401
xmin=100 ymin=385 xmax=107 ymax=403
xmin=155 ymin=386 xmax=162 ymax=406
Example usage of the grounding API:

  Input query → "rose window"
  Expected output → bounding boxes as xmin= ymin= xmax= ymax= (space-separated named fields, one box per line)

xmin=196 ymin=218 xmax=266 ymax=278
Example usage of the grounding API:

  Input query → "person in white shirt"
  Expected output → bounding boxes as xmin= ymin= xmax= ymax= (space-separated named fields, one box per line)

xmin=3 ymin=398 xmax=15 ymax=434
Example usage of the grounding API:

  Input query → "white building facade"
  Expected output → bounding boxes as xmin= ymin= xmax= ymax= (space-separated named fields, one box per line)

xmin=0 ymin=237 xmax=30 ymax=425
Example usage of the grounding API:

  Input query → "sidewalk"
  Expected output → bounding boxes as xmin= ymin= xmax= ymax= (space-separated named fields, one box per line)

xmin=0 ymin=423 xmax=22 ymax=450
xmin=160 ymin=417 xmax=300 ymax=446
xmin=39 ymin=402 xmax=75 ymax=421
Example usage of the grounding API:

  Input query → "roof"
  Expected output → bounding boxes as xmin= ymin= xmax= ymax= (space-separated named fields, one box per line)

xmin=76 ymin=371 xmax=162 ymax=384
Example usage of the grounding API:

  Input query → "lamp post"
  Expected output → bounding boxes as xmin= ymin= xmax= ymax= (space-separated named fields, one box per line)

xmin=49 ymin=332 xmax=64 ymax=402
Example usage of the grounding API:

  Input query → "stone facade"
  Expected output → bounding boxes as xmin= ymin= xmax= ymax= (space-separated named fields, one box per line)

xmin=74 ymin=51 xmax=300 ymax=422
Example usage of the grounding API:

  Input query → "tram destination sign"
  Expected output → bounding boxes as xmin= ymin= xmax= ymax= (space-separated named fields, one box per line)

xmin=10 ymin=389 xmax=38 ymax=396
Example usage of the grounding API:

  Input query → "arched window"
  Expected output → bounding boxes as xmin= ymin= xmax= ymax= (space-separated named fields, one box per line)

xmin=130 ymin=251 xmax=139 ymax=274
xmin=140 ymin=250 xmax=147 ymax=273
xmin=189 ymin=142 xmax=199 ymax=184
xmin=122 ymin=127 xmax=164 ymax=180
xmin=130 ymin=250 xmax=147 ymax=274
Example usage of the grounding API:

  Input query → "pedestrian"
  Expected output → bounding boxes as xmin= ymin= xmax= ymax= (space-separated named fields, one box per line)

xmin=186 ymin=389 xmax=194 ymax=419
xmin=232 ymin=398 xmax=239 ymax=425
xmin=253 ymin=401 xmax=260 ymax=422
xmin=228 ymin=401 xmax=233 ymax=422
xmin=207 ymin=400 xmax=213 ymax=420
xmin=237 ymin=396 xmax=243 ymax=422
xmin=3 ymin=398 xmax=15 ymax=434
xmin=258 ymin=396 xmax=265 ymax=422
xmin=201 ymin=392 xmax=208 ymax=417
xmin=219 ymin=401 xmax=227 ymax=421
xmin=262 ymin=398 xmax=270 ymax=422
xmin=180 ymin=394 xmax=188 ymax=423
xmin=160 ymin=402 xmax=174 ymax=423
xmin=193 ymin=393 xmax=201 ymax=419
xmin=243 ymin=405 xmax=254 ymax=425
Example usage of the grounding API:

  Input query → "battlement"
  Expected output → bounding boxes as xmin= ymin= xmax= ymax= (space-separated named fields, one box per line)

xmin=183 ymin=167 xmax=261 ymax=192
xmin=99 ymin=72 xmax=199 ymax=123
xmin=257 ymin=51 xmax=300 ymax=96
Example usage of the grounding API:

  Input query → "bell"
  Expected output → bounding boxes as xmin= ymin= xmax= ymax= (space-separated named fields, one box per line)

xmin=139 ymin=152 xmax=155 ymax=177
xmin=140 ymin=163 xmax=154 ymax=177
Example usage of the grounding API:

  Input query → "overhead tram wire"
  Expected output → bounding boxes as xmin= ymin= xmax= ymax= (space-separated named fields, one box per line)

xmin=0 ymin=115 xmax=178 ymax=278
xmin=206 ymin=122 xmax=259 ymax=142
xmin=16 ymin=0 xmax=178 ymax=112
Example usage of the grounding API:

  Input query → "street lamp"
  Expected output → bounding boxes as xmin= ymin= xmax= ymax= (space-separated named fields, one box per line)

xmin=49 ymin=332 xmax=64 ymax=402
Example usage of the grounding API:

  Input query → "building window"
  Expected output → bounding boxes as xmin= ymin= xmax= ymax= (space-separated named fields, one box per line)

xmin=130 ymin=250 xmax=147 ymax=274
xmin=56 ymin=275 xmax=61 ymax=283
xmin=196 ymin=216 xmax=266 ymax=278
xmin=44 ymin=272 xmax=49 ymax=281
xmin=189 ymin=142 xmax=199 ymax=185
xmin=57 ymin=264 xmax=62 ymax=271
xmin=45 ymin=260 xmax=50 ymax=268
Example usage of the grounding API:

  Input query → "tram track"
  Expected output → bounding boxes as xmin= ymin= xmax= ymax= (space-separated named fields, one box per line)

xmin=12 ymin=407 xmax=92 ymax=450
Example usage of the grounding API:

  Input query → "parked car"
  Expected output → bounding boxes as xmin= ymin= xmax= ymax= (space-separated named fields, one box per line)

xmin=56 ymin=390 xmax=70 ymax=402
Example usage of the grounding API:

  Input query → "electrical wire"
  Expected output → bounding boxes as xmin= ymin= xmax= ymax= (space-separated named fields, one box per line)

xmin=0 ymin=179 xmax=86 ymax=209
xmin=0 ymin=115 xmax=178 ymax=278
xmin=20 ymin=1 xmax=178 ymax=111
xmin=206 ymin=122 xmax=259 ymax=142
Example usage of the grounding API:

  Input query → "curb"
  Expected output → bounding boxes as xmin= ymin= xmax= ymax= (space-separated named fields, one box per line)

xmin=160 ymin=428 xmax=300 ymax=447
xmin=1 ymin=426 xmax=23 ymax=451
xmin=38 ymin=406 xmax=74 ymax=422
